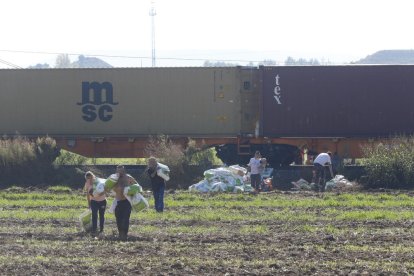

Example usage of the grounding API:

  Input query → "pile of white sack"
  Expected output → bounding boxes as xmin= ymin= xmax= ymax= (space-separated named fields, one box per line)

xmin=291 ymin=175 xmax=354 ymax=191
xmin=189 ymin=165 xmax=254 ymax=193
xmin=325 ymin=175 xmax=354 ymax=191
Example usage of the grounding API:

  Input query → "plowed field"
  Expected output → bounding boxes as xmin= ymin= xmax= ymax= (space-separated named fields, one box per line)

xmin=1 ymin=190 xmax=414 ymax=275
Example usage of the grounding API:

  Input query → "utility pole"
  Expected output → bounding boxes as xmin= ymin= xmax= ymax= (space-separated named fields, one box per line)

xmin=149 ymin=1 xmax=156 ymax=67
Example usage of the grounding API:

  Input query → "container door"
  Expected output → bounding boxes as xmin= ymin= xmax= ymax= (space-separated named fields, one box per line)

xmin=240 ymin=68 xmax=260 ymax=136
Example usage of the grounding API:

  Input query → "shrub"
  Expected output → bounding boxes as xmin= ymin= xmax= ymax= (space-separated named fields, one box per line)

xmin=144 ymin=136 xmax=220 ymax=188
xmin=145 ymin=135 xmax=186 ymax=180
xmin=0 ymin=136 xmax=60 ymax=186
xmin=54 ymin=150 xmax=88 ymax=165
xmin=361 ymin=136 xmax=414 ymax=189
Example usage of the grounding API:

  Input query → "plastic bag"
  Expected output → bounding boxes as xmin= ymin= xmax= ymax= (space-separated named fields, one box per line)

xmin=325 ymin=180 xmax=336 ymax=191
xmin=157 ymin=163 xmax=170 ymax=181
xmin=79 ymin=209 xmax=92 ymax=232
xmin=233 ymin=186 xmax=244 ymax=193
xmin=105 ymin=174 xmax=119 ymax=190
xmin=189 ymin=180 xmax=211 ymax=193
xmin=92 ymin=181 xmax=106 ymax=197
xmin=124 ymin=184 xmax=143 ymax=196
xmin=228 ymin=165 xmax=247 ymax=176
xmin=126 ymin=193 xmax=149 ymax=212
xmin=211 ymin=182 xmax=228 ymax=192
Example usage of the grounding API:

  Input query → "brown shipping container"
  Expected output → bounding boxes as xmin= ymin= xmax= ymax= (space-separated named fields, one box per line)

xmin=261 ymin=65 xmax=414 ymax=137
xmin=0 ymin=67 xmax=242 ymax=136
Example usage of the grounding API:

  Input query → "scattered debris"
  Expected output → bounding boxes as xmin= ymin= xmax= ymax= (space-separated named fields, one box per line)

xmin=291 ymin=175 xmax=354 ymax=191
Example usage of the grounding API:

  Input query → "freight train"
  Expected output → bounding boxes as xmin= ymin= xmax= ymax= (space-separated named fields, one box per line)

xmin=1 ymin=65 xmax=414 ymax=166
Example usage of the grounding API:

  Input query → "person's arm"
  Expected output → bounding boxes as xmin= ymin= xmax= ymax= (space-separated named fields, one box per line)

xmin=328 ymin=164 xmax=334 ymax=178
xmin=84 ymin=182 xmax=91 ymax=209
xmin=147 ymin=168 xmax=157 ymax=178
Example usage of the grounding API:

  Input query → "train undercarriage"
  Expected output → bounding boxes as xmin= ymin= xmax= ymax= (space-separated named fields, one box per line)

xmin=54 ymin=136 xmax=373 ymax=167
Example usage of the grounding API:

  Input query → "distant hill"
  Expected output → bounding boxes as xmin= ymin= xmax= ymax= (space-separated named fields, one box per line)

xmin=27 ymin=55 xmax=113 ymax=69
xmin=354 ymin=50 xmax=414 ymax=64
xmin=71 ymin=55 xmax=113 ymax=68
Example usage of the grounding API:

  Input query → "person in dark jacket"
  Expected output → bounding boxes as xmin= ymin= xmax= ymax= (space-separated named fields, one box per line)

xmin=146 ymin=157 xmax=166 ymax=212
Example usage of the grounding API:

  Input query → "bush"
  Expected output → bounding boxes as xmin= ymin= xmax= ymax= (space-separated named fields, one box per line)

xmin=361 ymin=136 xmax=414 ymax=189
xmin=145 ymin=135 xmax=186 ymax=181
xmin=144 ymin=136 xmax=219 ymax=188
xmin=54 ymin=150 xmax=88 ymax=165
xmin=0 ymin=136 xmax=60 ymax=186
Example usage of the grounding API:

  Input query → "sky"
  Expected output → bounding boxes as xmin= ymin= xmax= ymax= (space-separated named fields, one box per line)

xmin=1 ymin=0 xmax=414 ymax=68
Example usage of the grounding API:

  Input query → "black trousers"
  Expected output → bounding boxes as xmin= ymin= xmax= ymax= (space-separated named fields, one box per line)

xmin=115 ymin=199 xmax=132 ymax=235
xmin=251 ymin=174 xmax=261 ymax=190
xmin=312 ymin=163 xmax=326 ymax=192
xmin=91 ymin=199 xmax=106 ymax=232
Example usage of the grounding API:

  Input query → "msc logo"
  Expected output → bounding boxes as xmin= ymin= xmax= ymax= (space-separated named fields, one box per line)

xmin=77 ymin=81 xmax=118 ymax=122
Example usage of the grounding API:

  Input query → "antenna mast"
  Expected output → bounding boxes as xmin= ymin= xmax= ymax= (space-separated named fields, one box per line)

xmin=149 ymin=1 xmax=157 ymax=67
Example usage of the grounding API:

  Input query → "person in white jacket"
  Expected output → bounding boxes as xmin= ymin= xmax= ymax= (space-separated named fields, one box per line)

xmin=312 ymin=151 xmax=334 ymax=192
xmin=248 ymin=151 xmax=264 ymax=191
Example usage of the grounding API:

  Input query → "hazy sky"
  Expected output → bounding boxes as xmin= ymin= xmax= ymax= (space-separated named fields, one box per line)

xmin=1 ymin=0 xmax=414 ymax=68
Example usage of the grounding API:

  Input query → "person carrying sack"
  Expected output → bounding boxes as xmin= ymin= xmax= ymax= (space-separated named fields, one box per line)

xmin=146 ymin=157 xmax=167 ymax=213
xmin=83 ymin=171 xmax=106 ymax=237
xmin=111 ymin=165 xmax=138 ymax=241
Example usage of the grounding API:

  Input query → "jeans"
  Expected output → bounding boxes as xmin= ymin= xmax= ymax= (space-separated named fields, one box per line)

xmin=152 ymin=182 xmax=165 ymax=212
xmin=251 ymin=174 xmax=261 ymax=190
xmin=90 ymin=199 xmax=106 ymax=233
xmin=312 ymin=163 xmax=326 ymax=192
xmin=115 ymin=199 xmax=132 ymax=236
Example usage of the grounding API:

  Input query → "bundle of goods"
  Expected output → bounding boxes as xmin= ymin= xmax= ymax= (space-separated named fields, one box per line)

xmin=325 ymin=175 xmax=354 ymax=191
xmin=156 ymin=163 xmax=170 ymax=181
xmin=291 ymin=179 xmax=315 ymax=190
xmin=124 ymin=184 xmax=149 ymax=212
xmin=92 ymin=177 xmax=106 ymax=197
xmin=108 ymin=182 xmax=149 ymax=213
xmin=189 ymin=166 xmax=254 ymax=193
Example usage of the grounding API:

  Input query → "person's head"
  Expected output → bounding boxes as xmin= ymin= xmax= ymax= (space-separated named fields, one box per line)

xmin=327 ymin=151 xmax=332 ymax=156
xmin=84 ymin=171 xmax=95 ymax=181
xmin=254 ymin=151 xmax=261 ymax=159
xmin=148 ymin=156 xmax=158 ymax=169
xmin=116 ymin=165 xmax=126 ymax=176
